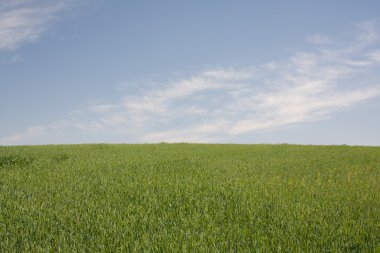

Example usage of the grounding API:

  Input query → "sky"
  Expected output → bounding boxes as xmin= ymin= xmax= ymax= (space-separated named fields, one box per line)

xmin=1 ymin=0 xmax=380 ymax=146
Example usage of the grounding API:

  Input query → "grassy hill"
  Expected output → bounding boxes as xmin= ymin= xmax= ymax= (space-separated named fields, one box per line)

xmin=0 ymin=144 xmax=379 ymax=252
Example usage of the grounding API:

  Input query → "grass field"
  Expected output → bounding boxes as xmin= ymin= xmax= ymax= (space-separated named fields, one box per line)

xmin=0 ymin=144 xmax=379 ymax=252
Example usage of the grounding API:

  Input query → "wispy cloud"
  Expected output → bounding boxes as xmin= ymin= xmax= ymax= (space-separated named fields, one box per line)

xmin=1 ymin=21 xmax=380 ymax=145
xmin=0 ymin=0 xmax=83 ymax=51
xmin=0 ymin=126 xmax=45 ymax=144
xmin=307 ymin=34 xmax=333 ymax=45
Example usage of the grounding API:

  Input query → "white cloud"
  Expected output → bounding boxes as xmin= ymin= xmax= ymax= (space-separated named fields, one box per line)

xmin=367 ymin=50 xmax=380 ymax=62
xmin=0 ymin=126 xmax=45 ymax=144
xmin=0 ymin=0 xmax=82 ymax=51
xmin=355 ymin=20 xmax=379 ymax=45
xmin=89 ymin=104 xmax=120 ymax=114
xmin=306 ymin=34 xmax=333 ymax=45
xmin=227 ymin=85 xmax=380 ymax=136
xmin=1 ymin=21 xmax=380 ymax=145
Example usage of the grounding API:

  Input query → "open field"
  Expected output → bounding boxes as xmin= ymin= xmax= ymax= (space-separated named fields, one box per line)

xmin=0 ymin=144 xmax=379 ymax=252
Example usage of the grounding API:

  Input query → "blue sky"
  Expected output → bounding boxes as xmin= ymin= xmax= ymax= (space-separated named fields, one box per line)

xmin=1 ymin=0 xmax=380 ymax=145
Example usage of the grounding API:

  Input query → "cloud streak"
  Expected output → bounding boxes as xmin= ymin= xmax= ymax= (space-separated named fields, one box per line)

xmin=0 ymin=0 xmax=82 ymax=51
xmin=1 ymin=21 xmax=380 ymax=145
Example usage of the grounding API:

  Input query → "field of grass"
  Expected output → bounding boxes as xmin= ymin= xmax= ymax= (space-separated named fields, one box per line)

xmin=0 ymin=144 xmax=379 ymax=252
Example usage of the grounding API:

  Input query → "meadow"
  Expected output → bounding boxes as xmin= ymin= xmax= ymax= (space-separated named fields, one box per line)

xmin=0 ymin=144 xmax=379 ymax=252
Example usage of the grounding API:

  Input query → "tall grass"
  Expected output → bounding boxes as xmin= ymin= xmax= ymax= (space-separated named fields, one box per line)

xmin=0 ymin=144 xmax=379 ymax=252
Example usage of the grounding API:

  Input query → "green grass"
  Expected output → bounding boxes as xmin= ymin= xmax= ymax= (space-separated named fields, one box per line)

xmin=0 ymin=144 xmax=379 ymax=252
